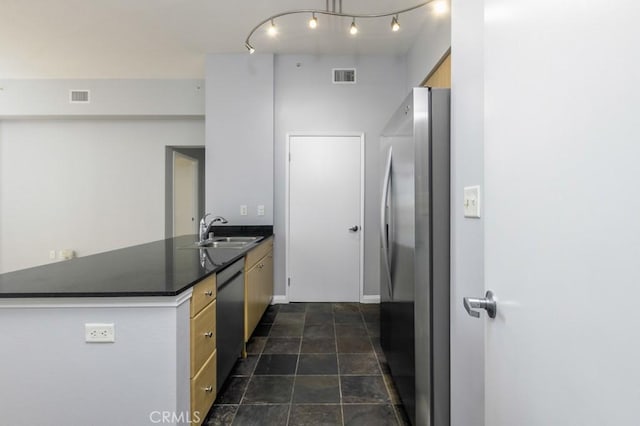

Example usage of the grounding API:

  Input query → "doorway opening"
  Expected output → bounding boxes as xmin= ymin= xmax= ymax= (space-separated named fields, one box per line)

xmin=165 ymin=147 xmax=205 ymax=238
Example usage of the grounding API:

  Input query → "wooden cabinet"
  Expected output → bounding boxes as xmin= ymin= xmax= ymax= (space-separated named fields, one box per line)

xmin=189 ymin=274 xmax=217 ymax=425
xmin=244 ymin=237 xmax=274 ymax=342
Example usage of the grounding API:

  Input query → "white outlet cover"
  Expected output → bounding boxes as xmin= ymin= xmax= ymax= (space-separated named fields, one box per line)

xmin=257 ymin=205 xmax=265 ymax=216
xmin=240 ymin=205 xmax=248 ymax=216
xmin=463 ymin=186 xmax=481 ymax=218
xmin=85 ymin=323 xmax=115 ymax=343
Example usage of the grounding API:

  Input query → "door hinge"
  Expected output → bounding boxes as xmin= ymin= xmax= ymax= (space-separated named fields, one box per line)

xmin=288 ymin=278 xmax=291 ymax=287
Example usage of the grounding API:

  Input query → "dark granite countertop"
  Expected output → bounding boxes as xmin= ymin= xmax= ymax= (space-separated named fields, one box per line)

xmin=0 ymin=226 xmax=273 ymax=298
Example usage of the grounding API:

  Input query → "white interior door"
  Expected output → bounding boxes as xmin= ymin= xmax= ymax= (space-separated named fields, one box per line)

xmin=173 ymin=152 xmax=198 ymax=237
xmin=481 ymin=1 xmax=640 ymax=425
xmin=287 ymin=134 xmax=363 ymax=302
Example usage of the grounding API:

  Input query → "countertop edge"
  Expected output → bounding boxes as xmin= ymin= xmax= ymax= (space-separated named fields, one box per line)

xmin=0 ymin=231 xmax=273 ymax=299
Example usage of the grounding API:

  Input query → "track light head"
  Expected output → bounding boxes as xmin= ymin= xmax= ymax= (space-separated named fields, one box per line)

xmin=245 ymin=42 xmax=255 ymax=54
xmin=349 ymin=18 xmax=358 ymax=35
xmin=433 ymin=1 xmax=448 ymax=15
xmin=268 ymin=19 xmax=277 ymax=37
xmin=309 ymin=13 xmax=318 ymax=29
xmin=391 ymin=15 xmax=400 ymax=32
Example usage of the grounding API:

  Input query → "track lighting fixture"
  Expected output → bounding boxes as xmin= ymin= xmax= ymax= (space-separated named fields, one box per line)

xmin=309 ymin=13 xmax=318 ymax=29
xmin=349 ymin=18 xmax=358 ymax=35
xmin=391 ymin=15 xmax=400 ymax=32
xmin=245 ymin=0 xmax=442 ymax=53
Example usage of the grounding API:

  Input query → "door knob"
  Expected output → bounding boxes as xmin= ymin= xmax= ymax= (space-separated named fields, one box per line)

xmin=349 ymin=225 xmax=360 ymax=232
xmin=463 ymin=291 xmax=497 ymax=319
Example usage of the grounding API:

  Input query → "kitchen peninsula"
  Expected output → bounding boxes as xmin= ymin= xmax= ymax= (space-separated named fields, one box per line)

xmin=0 ymin=227 xmax=273 ymax=426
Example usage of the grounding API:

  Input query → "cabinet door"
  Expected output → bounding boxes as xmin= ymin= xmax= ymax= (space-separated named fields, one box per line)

xmin=260 ymin=251 xmax=274 ymax=311
xmin=245 ymin=263 xmax=262 ymax=341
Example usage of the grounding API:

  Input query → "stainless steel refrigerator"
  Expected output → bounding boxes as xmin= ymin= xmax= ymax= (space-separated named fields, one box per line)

xmin=380 ymin=87 xmax=450 ymax=425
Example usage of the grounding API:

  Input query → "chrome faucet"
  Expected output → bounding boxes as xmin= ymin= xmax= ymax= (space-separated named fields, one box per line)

xmin=199 ymin=213 xmax=228 ymax=243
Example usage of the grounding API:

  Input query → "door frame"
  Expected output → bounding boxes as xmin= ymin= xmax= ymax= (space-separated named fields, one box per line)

xmin=284 ymin=132 xmax=366 ymax=303
xmin=172 ymin=151 xmax=199 ymax=237
xmin=164 ymin=146 xmax=205 ymax=239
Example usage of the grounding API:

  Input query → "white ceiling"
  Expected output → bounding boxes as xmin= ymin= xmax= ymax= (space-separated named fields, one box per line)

xmin=0 ymin=0 xmax=444 ymax=78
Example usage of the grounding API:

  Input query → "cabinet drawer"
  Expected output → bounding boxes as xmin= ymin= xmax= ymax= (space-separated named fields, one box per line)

xmin=191 ymin=300 xmax=216 ymax=378
xmin=245 ymin=237 xmax=273 ymax=270
xmin=191 ymin=274 xmax=216 ymax=317
xmin=191 ymin=350 xmax=217 ymax=426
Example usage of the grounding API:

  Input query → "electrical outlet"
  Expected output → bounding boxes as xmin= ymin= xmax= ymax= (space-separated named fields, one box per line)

xmin=240 ymin=205 xmax=248 ymax=216
xmin=85 ymin=323 xmax=115 ymax=343
xmin=49 ymin=250 xmax=56 ymax=260
xmin=257 ymin=205 xmax=265 ymax=216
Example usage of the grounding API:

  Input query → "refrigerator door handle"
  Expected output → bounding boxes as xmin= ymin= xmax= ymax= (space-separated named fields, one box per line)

xmin=380 ymin=147 xmax=393 ymax=298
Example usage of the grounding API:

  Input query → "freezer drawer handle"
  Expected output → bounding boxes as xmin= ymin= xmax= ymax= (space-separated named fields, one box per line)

xmin=463 ymin=291 xmax=497 ymax=319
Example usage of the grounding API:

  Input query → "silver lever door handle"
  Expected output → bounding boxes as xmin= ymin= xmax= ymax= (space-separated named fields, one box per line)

xmin=463 ymin=291 xmax=497 ymax=319
xmin=349 ymin=225 xmax=360 ymax=232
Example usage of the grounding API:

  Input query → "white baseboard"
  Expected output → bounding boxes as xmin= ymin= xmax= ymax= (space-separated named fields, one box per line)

xmin=271 ymin=295 xmax=289 ymax=305
xmin=360 ymin=295 xmax=380 ymax=304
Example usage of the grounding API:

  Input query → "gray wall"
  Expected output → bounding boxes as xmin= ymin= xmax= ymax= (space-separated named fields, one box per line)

xmin=273 ymin=55 xmax=408 ymax=297
xmin=205 ymin=54 xmax=274 ymax=225
xmin=450 ymin=0 xmax=485 ymax=424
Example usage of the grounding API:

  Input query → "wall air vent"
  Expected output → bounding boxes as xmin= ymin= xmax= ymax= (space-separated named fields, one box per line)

xmin=69 ymin=90 xmax=90 ymax=103
xmin=332 ymin=68 xmax=356 ymax=84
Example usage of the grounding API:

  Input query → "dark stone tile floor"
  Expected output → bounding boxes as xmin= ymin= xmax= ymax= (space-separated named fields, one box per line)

xmin=204 ymin=302 xmax=409 ymax=426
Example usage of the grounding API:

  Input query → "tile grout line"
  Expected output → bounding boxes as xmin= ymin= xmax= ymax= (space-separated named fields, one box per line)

xmin=334 ymin=304 xmax=346 ymax=426
xmin=284 ymin=306 xmax=304 ymax=426
xmin=363 ymin=306 xmax=403 ymax=425
xmin=233 ymin=308 xmax=274 ymax=423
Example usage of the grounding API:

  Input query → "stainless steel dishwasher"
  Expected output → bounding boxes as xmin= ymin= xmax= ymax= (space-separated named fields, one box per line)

xmin=215 ymin=258 xmax=245 ymax=392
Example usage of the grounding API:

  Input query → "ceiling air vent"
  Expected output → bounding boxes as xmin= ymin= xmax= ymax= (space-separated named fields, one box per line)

xmin=69 ymin=90 xmax=90 ymax=103
xmin=332 ymin=68 xmax=356 ymax=84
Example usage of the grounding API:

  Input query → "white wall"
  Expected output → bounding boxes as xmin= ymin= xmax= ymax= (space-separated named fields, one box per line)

xmin=450 ymin=0 xmax=485 ymax=425
xmin=0 ymin=79 xmax=204 ymax=117
xmin=0 ymin=118 xmax=204 ymax=273
xmin=205 ymin=54 xmax=274 ymax=225
xmin=274 ymin=55 xmax=407 ymax=297
xmin=406 ymin=0 xmax=451 ymax=88
xmin=0 ymin=297 xmax=191 ymax=426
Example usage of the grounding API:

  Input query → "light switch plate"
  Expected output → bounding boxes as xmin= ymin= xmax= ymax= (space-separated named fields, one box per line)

xmin=463 ymin=186 xmax=481 ymax=218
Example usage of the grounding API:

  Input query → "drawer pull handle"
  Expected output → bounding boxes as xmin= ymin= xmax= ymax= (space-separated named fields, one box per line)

xmin=204 ymin=290 xmax=213 ymax=296
xmin=204 ymin=331 xmax=213 ymax=338
xmin=204 ymin=386 xmax=213 ymax=393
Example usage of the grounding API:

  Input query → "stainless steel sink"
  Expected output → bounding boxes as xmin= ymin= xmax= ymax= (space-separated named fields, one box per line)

xmin=179 ymin=236 xmax=263 ymax=250
xmin=212 ymin=236 xmax=262 ymax=243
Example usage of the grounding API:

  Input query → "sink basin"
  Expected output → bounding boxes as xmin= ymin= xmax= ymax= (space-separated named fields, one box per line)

xmin=207 ymin=241 xmax=249 ymax=249
xmin=179 ymin=236 xmax=263 ymax=250
xmin=212 ymin=236 xmax=262 ymax=243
